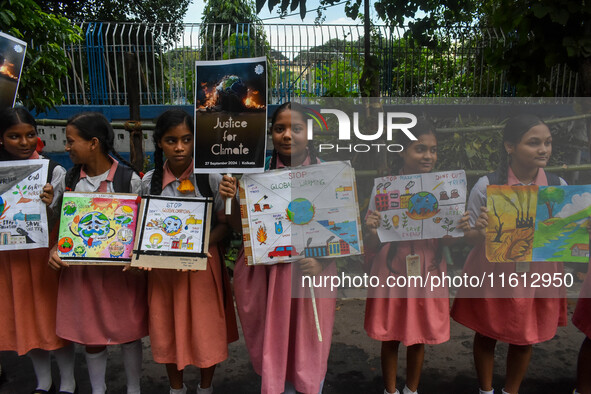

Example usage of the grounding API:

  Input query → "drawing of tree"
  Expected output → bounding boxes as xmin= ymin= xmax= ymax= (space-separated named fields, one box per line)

xmin=402 ymin=212 xmax=408 ymax=229
xmin=491 ymin=198 xmax=504 ymax=242
xmin=382 ymin=214 xmax=392 ymax=230
xmin=12 ymin=184 xmax=32 ymax=204
xmin=538 ymin=187 xmax=565 ymax=219
xmin=441 ymin=217 xmax=456 ymax=236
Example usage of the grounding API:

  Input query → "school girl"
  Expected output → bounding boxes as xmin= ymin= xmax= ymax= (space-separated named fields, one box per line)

xmin=140 ymin=109 xmax=238 ymax=394
xmin=48 ymin=112 xmax=147 ymax=394
xmin=230 ymin=102 xmax=337 ymax=394
xmin=363 ymin=120 xmax=452 ymax=394
xmin=0 ymin=107 xmax=76 ymax=394
xmin=451 ymin=114 xmax=567 ymax=394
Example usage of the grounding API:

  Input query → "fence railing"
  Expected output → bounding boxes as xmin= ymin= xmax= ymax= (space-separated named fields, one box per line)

xmin=57 ymin=22 xmax=579 ymax=106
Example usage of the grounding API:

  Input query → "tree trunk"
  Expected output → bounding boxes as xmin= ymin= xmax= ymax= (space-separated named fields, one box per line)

xmin=546 ymin=202 xmax=553 ymax=219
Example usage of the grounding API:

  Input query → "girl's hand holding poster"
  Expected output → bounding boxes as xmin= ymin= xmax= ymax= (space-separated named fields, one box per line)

xmin=0 ymin=160 xmax=49 ymax=250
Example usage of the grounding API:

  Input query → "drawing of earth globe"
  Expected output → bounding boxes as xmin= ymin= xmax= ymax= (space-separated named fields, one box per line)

xmin=286 ymin=198 xmax=314 ymax=225
xmin=216 ymin=75 xmax=247 ymax=110
xmin=406 ymin=191 xmax=439 ymax=220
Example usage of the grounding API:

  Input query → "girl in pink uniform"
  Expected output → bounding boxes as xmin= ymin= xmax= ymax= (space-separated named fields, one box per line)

xmin=0 ymin=107 xmax=76 ymax=394
xmin=364 ymin=120 xmax=451 ymax=394
xmin=140 ymin=109 xmax=238 ymax=394
xmin=573 ymin=249 xmax=591 ymax=394
xmin=451 ymin=114 xmax=567 ymax=394
xmin=48 ymin=112 xmax=147 ymax=394
xmin=232 ymin=102 xmax=337 ymax=394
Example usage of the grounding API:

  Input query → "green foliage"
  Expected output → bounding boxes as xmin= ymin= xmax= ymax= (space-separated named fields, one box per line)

xmin=0 ymin=0 xmax=82 ymax=113
xmin=35 ymin=0 xmax=192 ymax=24
xmin=484 ymin=0 xmax=591 ymax=96
xmin=200 ymin=0 xmax=267 ymax=60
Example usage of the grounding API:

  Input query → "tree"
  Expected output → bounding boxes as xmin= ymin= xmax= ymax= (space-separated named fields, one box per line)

xmin=538 ymin=186 xmax=566 ymax=219
xmin=34 ymin=0 xmax=191 ymax=24
xmin=200 ymin=0 xmax=267 ymax=60
xmin=0 ymin=0 xmax=82 ymax=113
xmin=484 ymin=0 xmax=591 ymax=97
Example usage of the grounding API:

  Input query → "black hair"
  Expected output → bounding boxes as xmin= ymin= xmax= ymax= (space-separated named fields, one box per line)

xmin=0 ymin=107 xmax=38 ymax=161
xmin=268 ymin=102 xmax=318 ymax=169
xmin=150 ymin=109 xmax=193 ymax=195
xmin=496 ymin=114 xmax=547 ymax=185
xmin=385 ymin=117 xmax=442 ymax=273
xmin=64 ymin=112 xmax=140 ymax=187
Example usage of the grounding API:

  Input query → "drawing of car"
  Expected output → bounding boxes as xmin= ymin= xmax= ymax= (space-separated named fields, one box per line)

xmin=268 ymin=245 xmax=296 ymax=258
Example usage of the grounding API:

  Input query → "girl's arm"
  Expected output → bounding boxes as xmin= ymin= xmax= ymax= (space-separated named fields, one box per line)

xmin=218 ymin=175 xmax=242 ymax=233
xmin=364 ymin=211 xmax=381 ymax=251
xmin=461 ymin=176 xmax=490 ymax=246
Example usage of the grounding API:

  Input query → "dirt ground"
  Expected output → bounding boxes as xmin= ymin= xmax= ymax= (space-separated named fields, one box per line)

xmin=0 ymin=295 xmax=586 ymax=394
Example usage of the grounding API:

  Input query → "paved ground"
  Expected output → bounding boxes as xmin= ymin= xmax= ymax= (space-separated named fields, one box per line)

xmin=0 ymin=295 xmax=586 ymax=394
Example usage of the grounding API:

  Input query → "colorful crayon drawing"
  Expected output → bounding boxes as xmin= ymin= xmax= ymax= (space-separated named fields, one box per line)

xmin=486 ymin=185 xmax=591 ymax=263
xmin=239 ymin=161 xmax=363 ymax=265
xmin=532 ymin=185 xmax=591 ymax=262
xmin=486 ymin=185 xmax=537 ymax=262
xmin=131 ymin=196 xmax=212 ymax=270
xmin=57 ymin=192 xmax=139 ymax=265
xmin=0 ymin=160 xmax=49 ymax=250
xmin=371 ymin=170 xmax=467 ymax=243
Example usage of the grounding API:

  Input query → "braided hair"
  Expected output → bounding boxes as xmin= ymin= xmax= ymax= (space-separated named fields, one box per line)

xmin=384 ymin=118 xmax=444 ymax=273
xmin=496 ymin=114 xmax=546 ymax=185
xmin=268 ymin=102 xmax=318 ymax=170
xmin=149 ymin=109 xmax=193 ymax=195
xmin=64 ymin=112 xmax=141 ymax=188
xmin=0 ymin=107 xmax=37 ymax=161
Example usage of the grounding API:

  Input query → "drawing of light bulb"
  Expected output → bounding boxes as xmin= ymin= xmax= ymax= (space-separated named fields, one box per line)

xmin=149 ymin=233 xmax=163 ymax=248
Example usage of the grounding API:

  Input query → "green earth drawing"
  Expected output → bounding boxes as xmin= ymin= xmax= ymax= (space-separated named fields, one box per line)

xmin=286 ymin=198 xmax=315 ymax=225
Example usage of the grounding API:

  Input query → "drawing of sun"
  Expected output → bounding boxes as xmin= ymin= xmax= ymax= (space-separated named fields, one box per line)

xmin=285 ymin=198 xmax=315 ymax=225
xmin=91 ymin=197 xmax=116 ymax=210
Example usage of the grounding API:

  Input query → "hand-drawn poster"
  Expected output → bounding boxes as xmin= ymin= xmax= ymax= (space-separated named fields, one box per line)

xmin=239 ymin=161 xmax=363 ymax=265
xmin=0 ymin=32 xmax=27 ymax=109
xmin=0 ymin=160 xmax=48 ymax=250
xmin=57 ymin=192 xmax=139 ymax=265
xmin=371 ymin=170 xmax=467 ymax=242
xmin=486 ymin=185 xmax=537 ymax=262
xmin=194 ymin=57 xmax=267 ymax=174
xmin=131 ymin=196 xmax=212 ymax=270
xmin=487 ymin=185 xmax=591 ymax=263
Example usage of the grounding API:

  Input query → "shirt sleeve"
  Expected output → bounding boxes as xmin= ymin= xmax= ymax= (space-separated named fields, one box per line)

xmin=467 ymin=176 xmax=489 ymax=227
xmin=49 ymin=165 xmax=66 ymax=212
xmin=208 ymin=173 xmax=225 ymax=213
xmin=140 ymin=170 xmax=154 ymax=196
xmin=130 ymin=172 xmax=142 ymax=195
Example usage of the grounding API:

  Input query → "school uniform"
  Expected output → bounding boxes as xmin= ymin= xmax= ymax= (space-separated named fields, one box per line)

xmin=233 ymin=154 xmax=337 ymax=394
xmin=451 ymin=168 xmax=567 ymax=345
xmin=0 ymin=152 xmax=67 ymax=354
xmin=142 ymin=160 xmax=238 ymax=369
xmin=573 ymin=270 xmax=591 ymax=338
xmin=56 ymin=159 xmax=148 ymax=345
xmin=364 ymin=233 xmax=450 ymax=344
